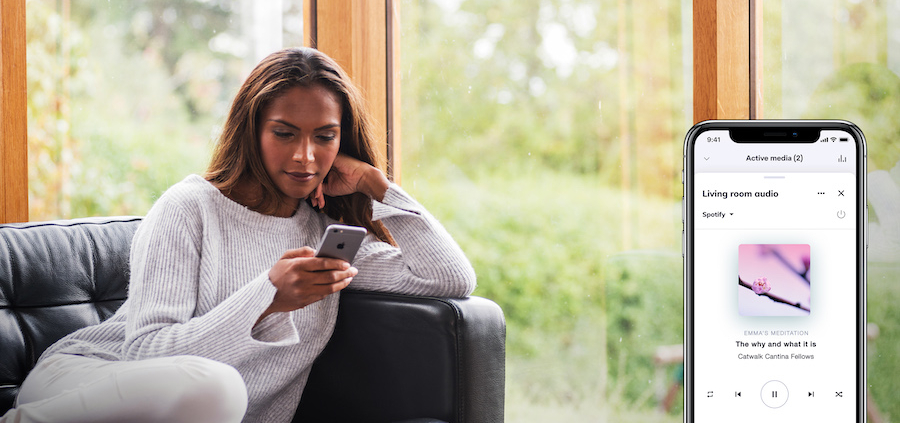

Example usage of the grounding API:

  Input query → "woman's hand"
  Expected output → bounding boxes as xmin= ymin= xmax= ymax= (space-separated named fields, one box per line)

xmin=258 ymin=247 xmax=357 ymax=323
xmin=308 ymin=153 xmax=389 ymax=208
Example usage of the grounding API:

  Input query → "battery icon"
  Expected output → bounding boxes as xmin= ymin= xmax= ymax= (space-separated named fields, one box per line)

xmin=839 ymin=138 xmax=849 ymax=142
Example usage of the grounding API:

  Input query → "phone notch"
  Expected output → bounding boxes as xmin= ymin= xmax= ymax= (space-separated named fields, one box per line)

xmin=730 ymin=127 xmax=820 ymax=143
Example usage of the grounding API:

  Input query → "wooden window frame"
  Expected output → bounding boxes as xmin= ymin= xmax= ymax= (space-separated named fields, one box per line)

xmin=693 ymin=0 xmax=762 ymax=123
xmin=0 ymin=0 xmax=27 ymax=223
xmin=303 ymin=0 xmax=401 ymax=184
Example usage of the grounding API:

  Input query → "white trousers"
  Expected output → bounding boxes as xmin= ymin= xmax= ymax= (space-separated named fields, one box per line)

xmin=1 ymin=354 xmax=248 ymax=423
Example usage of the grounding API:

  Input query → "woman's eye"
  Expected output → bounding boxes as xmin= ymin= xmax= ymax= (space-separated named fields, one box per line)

xmin=317 ymin=134 xmax=337 ymax=142
xmin=274 ymin=131 xmax=293 ymax=139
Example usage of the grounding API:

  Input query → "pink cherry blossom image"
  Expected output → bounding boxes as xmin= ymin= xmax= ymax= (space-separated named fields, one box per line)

xmin=738 ymin=244 xmax=811 ymax=316
xmin=751 ymin=277 xmax=771 ymax=294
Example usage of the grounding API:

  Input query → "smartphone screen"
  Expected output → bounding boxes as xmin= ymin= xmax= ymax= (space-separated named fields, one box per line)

xmin=684 ymin=121 xmax=866 ymax=422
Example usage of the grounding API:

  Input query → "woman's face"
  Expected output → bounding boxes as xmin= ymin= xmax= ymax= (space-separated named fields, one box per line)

xmin=258 ymin=84 xmax=342 ymax=206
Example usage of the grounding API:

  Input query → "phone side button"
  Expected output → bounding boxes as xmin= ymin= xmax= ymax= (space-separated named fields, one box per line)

xmin=681 ymin=230 xmax=685 ymax=257
xmin=866 ymin=205 xmax=869 ymax=248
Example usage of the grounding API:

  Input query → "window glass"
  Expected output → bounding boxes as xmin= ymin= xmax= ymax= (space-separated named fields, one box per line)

xmin=763 ymin=1 xmax=899 ymax=418
xmin=26 ymin=0 xmax=304 ymax=219
xmin=401 ymin=0 xmax=690 ymax=419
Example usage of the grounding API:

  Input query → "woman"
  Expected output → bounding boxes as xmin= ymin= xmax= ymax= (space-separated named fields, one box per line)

xmin=4 ymin=47 xmax=476 ymax=423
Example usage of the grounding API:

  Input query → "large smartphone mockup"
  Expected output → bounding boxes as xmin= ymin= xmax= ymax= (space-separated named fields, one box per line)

xmin=683 ymin=121 xmax=866 ymax=422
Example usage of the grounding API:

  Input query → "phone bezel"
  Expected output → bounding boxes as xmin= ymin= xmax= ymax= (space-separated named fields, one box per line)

xmin=682 ymin=120 xmax=867 ymax=422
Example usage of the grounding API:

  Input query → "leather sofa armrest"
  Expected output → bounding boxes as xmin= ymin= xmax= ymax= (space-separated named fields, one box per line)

xmin=294 ymin=290 xmax=506 ymax=423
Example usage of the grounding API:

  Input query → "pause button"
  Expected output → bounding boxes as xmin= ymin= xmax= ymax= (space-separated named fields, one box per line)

xmin=761 ymin=380 xmax=789 ymax=408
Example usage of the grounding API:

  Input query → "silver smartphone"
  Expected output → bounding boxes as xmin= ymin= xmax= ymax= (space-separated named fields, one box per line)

xmin=683 ymin=120 xmax=866 ymax=421
xmin=314 ymin=224 xmax=367 ymax=263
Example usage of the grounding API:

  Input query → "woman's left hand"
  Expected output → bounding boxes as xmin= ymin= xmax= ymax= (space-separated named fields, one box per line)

xmin=309 ymin=153 xmax=389 ymax=208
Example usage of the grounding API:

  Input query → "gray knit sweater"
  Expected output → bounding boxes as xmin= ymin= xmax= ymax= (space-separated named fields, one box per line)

xmin=38 ymin=174 xmax=477 ymax=422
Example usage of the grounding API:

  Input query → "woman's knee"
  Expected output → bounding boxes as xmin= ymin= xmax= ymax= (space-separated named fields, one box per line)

xmin=10 ymin=355 xmax=247 ymax=423
xmin=166 ymin=356 xmax=248 ymax=423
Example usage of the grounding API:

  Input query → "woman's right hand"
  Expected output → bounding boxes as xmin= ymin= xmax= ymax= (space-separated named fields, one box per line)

xmin=259 ymin=247 xmax=357 ymax=322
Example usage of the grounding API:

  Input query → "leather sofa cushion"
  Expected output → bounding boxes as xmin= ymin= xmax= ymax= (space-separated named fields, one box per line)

xmin=0 ymin=218 xmax=141 ymax=410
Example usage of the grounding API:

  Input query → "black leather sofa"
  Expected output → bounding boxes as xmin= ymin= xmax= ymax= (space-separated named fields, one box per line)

xmin=0 ymin=217 xmax=505 ymax=422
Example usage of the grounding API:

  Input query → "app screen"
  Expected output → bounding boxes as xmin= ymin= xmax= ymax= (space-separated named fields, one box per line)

xmin=689 ymin=129 xmax=860 ymax=421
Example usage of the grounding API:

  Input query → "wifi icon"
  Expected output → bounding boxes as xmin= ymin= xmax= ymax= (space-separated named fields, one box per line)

xmin=831 ymin=137 xmax=837 ymax=141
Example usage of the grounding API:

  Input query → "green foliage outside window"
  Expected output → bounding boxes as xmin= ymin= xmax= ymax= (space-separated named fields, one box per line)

xmin=27 ymin=1 xmax=240 ymax=219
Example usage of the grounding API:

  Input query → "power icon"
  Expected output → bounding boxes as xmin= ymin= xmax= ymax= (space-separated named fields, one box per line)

xmin=837 ymin=210 xmax=846 ymax=219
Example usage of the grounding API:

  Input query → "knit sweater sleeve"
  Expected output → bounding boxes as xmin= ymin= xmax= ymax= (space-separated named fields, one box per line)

xmin=121 ymin=191 xmax=296 ymax=365
xmin=348 ymin=183 xmax=477 ymax=297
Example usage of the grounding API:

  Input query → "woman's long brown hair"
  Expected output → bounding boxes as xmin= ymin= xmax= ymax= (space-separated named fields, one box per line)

xmin=205 ymin=47 xmax=393 ymax=244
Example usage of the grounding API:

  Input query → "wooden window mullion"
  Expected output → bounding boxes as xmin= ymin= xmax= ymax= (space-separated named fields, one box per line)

xmin=0 ymin=0 xmax=28 ymax=223
xmin=305 ymin=0 xmax=401 ymax=183
xmin=694 ymin=0 xmax=755 ymax=123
